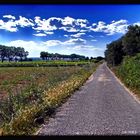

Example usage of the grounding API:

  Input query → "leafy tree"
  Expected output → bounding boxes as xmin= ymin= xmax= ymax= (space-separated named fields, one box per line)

xmin=90 ymin=57 xmax=94 ymax=60
xmin=0 ymin=45 xmax=29 ymax=62
xmin=96 ymin=56 xmax=104 ymax=61
xmin=40 ymin=51 xmax=46 ymax=60
xmin=16 ymin=47 xmax=27 ymax=62
xmin=122 ymin=25 xmax=140 ymax=56
xmin=0 ymin=45 xmax=6 ymax=62
xmin=40 ymin=52 xmax=87 ymax=61
xmin=85 ymin=57 xmax=89 ymax=60
xmin=105 ymin=38 xmax=124 ymax=66
xmin=5 ymin=47 xmax=15 ymax=62
xmin=104 ymin=25 xmax=140 ymax=66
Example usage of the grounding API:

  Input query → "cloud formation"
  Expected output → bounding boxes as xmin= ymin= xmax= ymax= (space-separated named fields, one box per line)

xmin=33 ymin=33 xmax=47 ymax=36
xmin=6 ymin=40 xmax=48 ymax=57
xmin=0 ymin=15 xmax=34 ymax=32
xmin=42 ymin=38 xmax=86 ymax=47
xmin=70 ymin=33 xmax=85 ymax=38
xmin=0 ymin=15 xmax=130 ymax=36
xmin=133 ymin=22 xmax=140 ymax=26
xmin=90 ymin=19 xmax=129 ymax=35
xmin=6 ymin=39 xmax=102 ymax=57
xmin=3 ymin=15 xmax=16 ymax=20
xmin=0 ymin=18 xmax=17 ymax=32
xmin=15 ymin=16 xmax=34 ymax=27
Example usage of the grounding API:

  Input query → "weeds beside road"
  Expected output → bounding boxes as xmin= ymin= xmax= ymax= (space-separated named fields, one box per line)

xmin=0 ymin=62 xmax=99 ymax=135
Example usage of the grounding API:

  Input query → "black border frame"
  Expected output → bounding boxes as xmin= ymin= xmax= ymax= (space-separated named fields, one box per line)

xmin=0 ymin=0 xmax=140 ymax=139
xmin=0 ymin=0 xmax=140 ymax=4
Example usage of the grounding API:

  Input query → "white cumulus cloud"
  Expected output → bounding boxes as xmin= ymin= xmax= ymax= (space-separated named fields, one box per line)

xmin=16 ymin=16 xmax=34 ymax=27
xmin=44 ymin=31 xmax=54 ymax=34
xmin=66 ymin=45 xmax=104 ymax=57
xmin=3 ymin=15 xmax=16 ymax=20
xmin=61 ymin=16 xmax=75 ymax=26
xmin=32 ymin=16 xmax=88 ymax=34
xmin=90 ymin=19 xmax=129 ymax=35
xmin=0 ymin=15 xmax=132 ymax=38
xmin=42 ymin=38 xmax=86 ymax=47
xmin=75 ymin=19 xmax=89 ymax=28
xmin=0 ymin=15 xmax=34 ymax=32
xmin=33 ymin=16 xmax=58 ymax=32
xmin=63 ymin=38 xmax=86 ymax=45
xmin=5 ymin=40 xmax=48 ymax=57
xmin=42 ymin=40 xmax=62 ymax=46
xmin=71 ymin=45 xmax=101 ymax=51
xmin=33 ymin=33 xmax=47 ymax=36
xmin=0 ymin=19 xmax=18 ymax=32
xmin=71 ymin=33 xmax=85 ymax=38
xmin=64 ymin=35 xmax=69 ymax=37
xmin=59 ymin=26 xmax=79 ymax=32
xmin=133 ymin=22 xmax=140 ymax=26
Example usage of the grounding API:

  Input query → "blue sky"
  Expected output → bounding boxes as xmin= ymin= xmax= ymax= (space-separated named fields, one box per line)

xmin=0 ymin=5 xmax=140 ymax=57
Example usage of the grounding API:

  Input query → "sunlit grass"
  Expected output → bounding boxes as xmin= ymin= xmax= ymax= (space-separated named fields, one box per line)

xmin=0 ymin=62 xmax=99 ymax=135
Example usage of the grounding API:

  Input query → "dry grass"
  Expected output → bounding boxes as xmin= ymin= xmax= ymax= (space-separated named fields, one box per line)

xmin=0 ymin=63 xmax=99 ymax=135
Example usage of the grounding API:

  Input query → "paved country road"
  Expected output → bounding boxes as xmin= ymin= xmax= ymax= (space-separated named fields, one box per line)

xmin=37 ymin=63 xmax=140 ymax=135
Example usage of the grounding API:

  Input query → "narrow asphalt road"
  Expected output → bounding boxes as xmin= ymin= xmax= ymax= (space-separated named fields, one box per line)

xmin=37 ymin=63 xmax=140 ymax=135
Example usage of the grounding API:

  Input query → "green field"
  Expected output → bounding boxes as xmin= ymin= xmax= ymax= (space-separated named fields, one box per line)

xmin=0 ymin=62 xmax=99 ymax=135
xmin=0 ymin=60 xmax=90 ymax=67
xmin=0 ymin=66 xmax=82 ymax=100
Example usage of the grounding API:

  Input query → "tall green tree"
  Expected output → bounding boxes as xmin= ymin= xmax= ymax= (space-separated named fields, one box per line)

xmin=0 ymin=45 xmax=28 ymax=62
xmin=105 ymin=38 xmax=124 ymax=66
xmin=122 ymin=25 xmax=140 ymax=56
xmin=0 ymin=45 xmax=6 ymax=62
xmin=105 ymin=25 xmax=140 ymax=66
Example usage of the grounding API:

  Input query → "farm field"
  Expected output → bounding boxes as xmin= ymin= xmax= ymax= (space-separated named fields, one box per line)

xmin=0 ymin=62 xmax=99 ymax=135
xmin=0 ymin=60 xmax=91 ymax=67
xmin=0 ymin=66 xmax=82 ymax=100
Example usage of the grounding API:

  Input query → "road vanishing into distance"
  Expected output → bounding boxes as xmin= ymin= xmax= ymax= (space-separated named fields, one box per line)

xmin=37 ymin=63 xmax=140 ymax=135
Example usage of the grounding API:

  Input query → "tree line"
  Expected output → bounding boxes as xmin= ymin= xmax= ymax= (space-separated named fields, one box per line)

xmin=105 ymin=25 xmax=140 ymax=66
xmin=40 ymin=51 xmax=89 ymax=61
xmin=0 ymin=45 xmax=29 ymax=62
xmin=40 ymin=51 xmax=104 ymax=61
xmin=0 ymin=44 xmax=104 ymax=63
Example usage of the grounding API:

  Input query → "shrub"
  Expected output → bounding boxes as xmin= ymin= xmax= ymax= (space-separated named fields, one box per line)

xmin=113 ymin=53 xmax=140 ymax=95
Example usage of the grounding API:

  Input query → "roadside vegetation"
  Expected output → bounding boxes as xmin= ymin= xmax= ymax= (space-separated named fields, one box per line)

xmin=113 ymin=54 xmax=140 ymax=97
xmin=0 ymin=62 xmax=100 ymax=135
xmin=105 ymin=25 xmax=140 ymax=97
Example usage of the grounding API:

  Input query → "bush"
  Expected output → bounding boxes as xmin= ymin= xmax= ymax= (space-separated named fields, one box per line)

xmin=113 ymin=53 xmax=140 ymax=94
